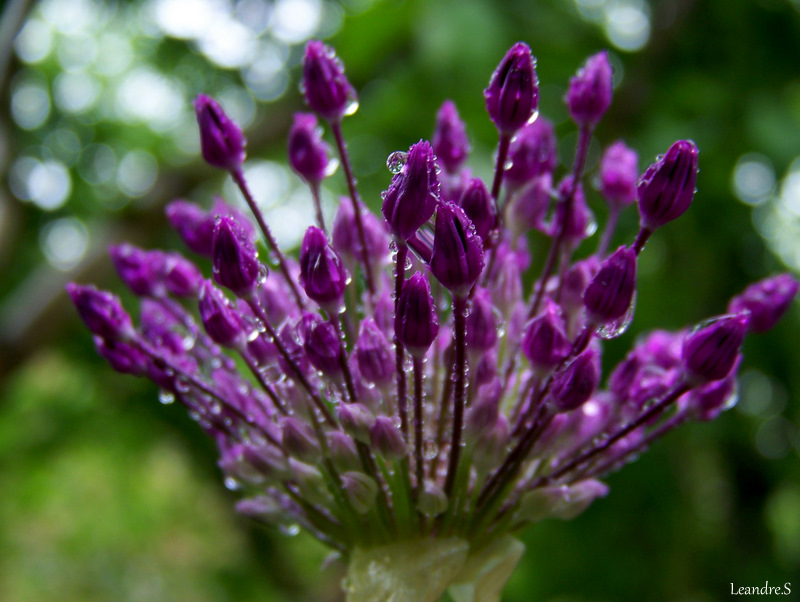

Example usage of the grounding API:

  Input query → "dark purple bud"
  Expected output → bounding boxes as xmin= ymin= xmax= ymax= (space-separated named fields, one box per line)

xmin=552 ymin=176 xmax=594 ymax=245
xmin=198 ymin=281 xmax=245 ymax=348
xmin=457 ymin=178 xmax=496 ymax=243
xmin=510 ymin=174 xmax=552 ymax=233
xmin=94 ymin=336 xmax=148 ymax=375
xmin=381 ymin=140 xmax=439 ymax=241
xmin=682 ymin=313 xmax=749 ymax=383
xmin=194 ymin=94 xmax=246 ymax=170
xmin=560 ymin=256 xmax=601 ymax=313
xmin=277 ymin=320 xmax=310 ymax=379
xmin=66 ymin=283 xmax=134 ymax=341
xmin=550 ymin=349 xmax=600 ymax=412
xmin=302 ymin=40 xmax=356 ymax=122
xmin=465 ymin=287 xmax=498 ymax=351
xmin=638 ymin=329 xmax=684 ymax=370
xmin=484 ymin=42 xmax=539 ymax=135
xmin=430 ymin=202 xmax=484 ymax=296
xmin=304 ymin=319 xmax=341 ymax=376
xmin=356 ymin=318 xmax=395 ymax=386
xmin=432 ymin=100 xmax=470 ymax=174
xmin=522 ymin=299 xmax=571 ymax=372
xmin=163 ymin=252 xmax=202 ymax=297
xmin=166 ymin=199 xmax=216 ymax=256
xmin=395 ymin=272 xmax=439 ymax=357
xmin=608 ymin=351 xmax=640 ymax=401
xmin=505 ymin=118 xmax=557 ymax=188
xmin=337 ymin=402 xmax=376 ymax=444
xmin=370 ymin=416 xmax=407 ymax=459
xmin=474 ymin=350 xmax=498 ymax=387
xmin=728 ymin=273 xmax=799 ymax=333
xmin=332 ymin=198 xmax=389 ymax=261
xmin=638 ymin=140 xmax=699 ymax=230
xmin=583 ymin=246 xmax=637 ymax=325
xmin=566 ymin=51 xmax=613 ymax=127
xmin=281 ymin=417 xmax=320 ymax=462
xmin=288 ymin=112 xmax=332 ymax=183
xmin=685 ymin=372 xmax=739 ymax=421
xmin=109 ymin=244 xmax=164 ymax=297
xmin=599 ymin=141 xmax=638 ymax=209
xmin=299 ymin=226 xmax=348 ymax=309
xmin=212 ymin=215 xmax=260 ymax=296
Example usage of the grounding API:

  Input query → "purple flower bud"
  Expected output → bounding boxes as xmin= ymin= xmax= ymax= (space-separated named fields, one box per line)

xmin=340 ymin=471 xmax=378 ymax=514
xmin=522 ymin=299 xmax=571 ymax=372
xmin=395 ymin=272 xmax=439 ymax=357
xmin=466 ymin=287 xmax=498 ymax=351
xmin=337 ymin=402 xmax=375 ymax=444
xmin=432 ymin=100 xmax=470 ymax=174
xmin=599 ymin=141 xmax=638 ymax=209
xmin=550 ymin=349 xmax=600 ymax=412
xmin=638 ymin=140 xmax=699 ymax=230
xmin=474 ymin=349 xmax=498 ymax=387
xmin=465 ymin=391 xmax=500 ymax=444
xmin=109 ymin=244 xmax=164 ymax=297
xmin=566 ymin=51 xmax=613 ymax=127
xmin=728 ymin=273 xmax=799 ymax=333
xmin=505 ymin=118 xmax=557 ymax=188
xmin=484 ymin=42 xmax=539 ymax=135
xmin=242 ymin=444 xmax=289 ymax=480
xmin=552 ymin=176 xmax=594 ymax=245
xmin=194 ymin=94 xmax=246 ymax=170
xmin=199 ymin=280 xmax=245 ymax=348
xmin=560 ymin=256 xmax=601 ymax=313
xmin=254 ymin=274 xmax=294 ymax=326
xmin=94 ymin=336 xmax=148 ymax=375
xmin=457 ymin=178 xmax=496 ymax=244
xmin=682 ymin=313 xmax=749 ymax=383
xmin=381 ymin=140 xmax=439 ymax=241
xmin=212 ymin=215 xmax=260 ymax=296
xmin=608 ymin=351 xmax=640 ymax=401
xmin=299 ymin=226 xmax=348 ymax=309
xmin=510 ymin=174 xmax=552 ymax=233
xmin=302 ymin=40 xmax=356 ymax=122
xmin=356 ymin=318 xmax=395 ymax=386
xmin=685 ymin=372 xmax=739 ymax=422
xmin=328 ymin=431 xmax=361 ymax=473
xmin=163 ymin=252 xmax=203 ymax=297
xmin=281 ymin=416 xmax=320 ymax=462
xmin=166 ymin=199 xmax=216 ymax=256
xmin=583 ymin=246 xmax=637 ymax=325
xmin=304 ymin=318 xmax=341 ymax=376
xmin=332 ymin=198 xmax=389 ymax=262
xmin=67 ymin=283 xmax=134 ymax=341
xmin=430 ymin=202 xmax=484 ymax=296
xmin=288 ymin=112 xmax=332 ymax=183
xmin=370 ymin=415 xmax=407 ymax=459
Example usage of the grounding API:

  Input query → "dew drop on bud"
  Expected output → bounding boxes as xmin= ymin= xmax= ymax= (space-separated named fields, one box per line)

xmin=386 ymin=151 xmax=408 ymax=174
xmin=596 ymin=293 xmax=637 ymax=340
xmin=158 ymin=389 xmax=175 ymax=404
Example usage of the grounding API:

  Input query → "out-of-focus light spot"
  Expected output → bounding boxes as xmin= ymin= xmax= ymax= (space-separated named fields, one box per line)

xmin=14 ymin=19 xmax=54 ymax=64
xmin=29 ymin=160 xmax=72 ymax=210
xmin=605 ymin=0 xmax=650 ymax=52
xmin=9 ymin=157 xmax=40 ymax=201
xmin=777 ymin=159 xmax=800 ymax=218
xmin=230 ymin=160 xmax=290 ymax=210
xmin=733 ymin=154 xmax=775 ymax=206
xmin=54 ymin=72 xmax=101 ymax=113
xmin=575 ymin=0 xmax=607 ymax=22
xmin=218 ymin=87 xmax=256 ymax=128
xmin=41 ymin=217 xmax=89 ymax=271
xmin=199 ymin=18 xmax=256 ymax=68
xmin=266 ymin=190 xmax=315 ymax=249
xmin=116 ymin=68 xmax=185 ymax=131
xmin=94 ymin=33 xmax=133 ymax=76
xmin=235 ymin=0 xmax=273 ymax=34
xmin=244 ymin=41 xmax=289 ymax=100
xmin=41 ymin=0 xmax=95 ymax=34
xmin=738 ymin=369 xmax=776 ymax=417
xmin=270 ymin=0 xmax=321 ymax=43
xmin=152 ymin=0 xmax=216 ymax=39
xmin=756 ymin=416 xmax=797 ymax=459
xmin=11 ymin=80 xmax=51 ymax=130
xmin=56 ymin=34 xmax=98 ymax=72
xmin=79 ymin=144 xmax=117 ymax=185
xmin=44 ymin=129 xmax=83 ymax=166
xmin=117 ymin=150 xmax=158 ymax=197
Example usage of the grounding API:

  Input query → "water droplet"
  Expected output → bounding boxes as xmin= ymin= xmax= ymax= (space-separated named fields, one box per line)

xmin=158 ymin=390 xmax=175 ymax=405
xmin=258 ymin=264 xmax=269 ymax=284
xmin=324 ymin=157 xmax=340 ymax=178
xmin=175 ymin=377 xmax=190 ymax=395
xmin=596 ymin=292 xmax=636 ymax=340
xmin=386 ymin=151 xmax=408 ymax=174
xmin=344 ymin=96 xmax=359 ymax=117
xmin=279 ymin=522 xmax=301 ymax=536
xmin=224 ymin=476 xmax=241 ymax=491
xmin=210 ymin=401 xmax=222 ymax=415
xmin=423 ymin=440 xmax=438 ymax=460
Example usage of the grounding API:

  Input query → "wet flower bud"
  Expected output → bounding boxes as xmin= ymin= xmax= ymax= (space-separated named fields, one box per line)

xmin=583 ymin=246 xmax=637 ymax=325
xmin=552 ymin=176 xmax=594 ymax=245
xmin=337 ymin=402 xmax=375 ymax=444
xmin=288 ymin=112 xmax=332 ymax=184
xmin=565 ymin=51 xmax=613 ymax=127
xmin=484 ymin=42 xmax=539 ymax=135
xmin=510 ymin=174 xmax=552 ymax=233
xmin=198 ymin=281 xmax=245 ymax=348
xmin=550 ymin=349 xmax=600 ymax=412
xmin=304 ymin=319 xmax=342 ymax=376
xmin=66 ymin=283 xmax=134 ymax=341
xmin=417 ymin=481 xmax=449 ymax=516
xmin=370 ymin=416 xmax=407 ymax=459
xmin=235 ymin=495 xmax=282 ymax=522
xmin=728 ymin=273 xmax=799 ymax=333
xmin=302 ymin=40 xmax=356 ymax=122
xmin=395 ymin=272 xmax=439 ymax=357
xmin=110 ymin=244 xmax=163 ymax=297
xmin=281 ymin=417 xmax=320 ymax=462
xmin=430 ymin=202 xmax=484 ymax=296
xmin=166 ymin=199 xmax=216 ymax=256
xmin=163 ymin=252 xmax=203 ymax=297
xmin=94 ymin=336 xmax=148 ymax=375
xmin=212 ymin=215 xmax=260 ymax=296
xmin=432 ymin=100 xmax=470 ymax=174
xmin=457 ymin=178 xmax=496 ymax=244
xmin=340 ymin=471 xmax=378 ymax=514
xmin=599 ymin=141 xmax=638 ymax=209
xmin=682 ymin=313 xmax=749 ymax=383
xmin=332 ymin=199 xmax=389 ymax=263
xmin=465 ymin=287 xmax=498 ymax=351
xmin=505 ymin=118 xmax=557 ymax=188
xmin=327 ymin=431 xmax=361 ymax=473
xmin=194 ymin=94 xmax=245 ymax=170
xmin=685 ymin=372 xmax=739 ymax=422
xmin=381 ymin=140 xmax=439 ymax=241
xmin=356 ymin=318 xmax=395 ymax=386
xmin=522 ymin=299 xmax=571 ymax=372
xmin=638 ymin=139 xmax=699 ymax=230
xmin=299 ymin=226 xmax=348 ymax=310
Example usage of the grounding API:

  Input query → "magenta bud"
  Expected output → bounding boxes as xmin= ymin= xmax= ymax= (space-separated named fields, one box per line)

xmin=369 ymin=416 xmax=407 ymax=460
xmin=395 ymin=272 xmax=439 ymax=357
xmin=457 ymin=178 xmax=496 ymax=244
xmin=381 ymin=140 xmax=439 ymax=241
xmin=685 ymin=372 xmax=739 ymax=422
xmin=465 ymin=287 xmax=498 ymax=351
xmin=505 ymin=118 xmax=557 ymax=188
xmin=337 ymin=402 xmax=375 ymax=444
xmin=599 ymin=140 xmax=638 ymax=209
xmin=304 ymin=318 xmax=341 ymax=376
xmin=302 ymin=40 xmax=356 ymax=122
xmin=552 ymin=176 xmax=594 ymax=245
xmin=163 ymin=252 xmax=202 ymax=297
xmin=281 ymin=416 xmax=320 ymax=462
xmin=109 ymin=244 xmax=163 ymax=297
xmin=194 ymin=94 xmax=246 ymax=170
xmin=510 ymin=173 xmax=552 ymax=233
xmin=356 ymin=318 xmax=395 ymax=386
xmin=565 ymin=51 xmax=613 ymax=127
xmin=212 ymin=215 xmax=260 ymax=296
xmin=560 ymin=256 xmax=601 ymax=313
xmin=430 ymin=202 xmax=485 ymax=296
xmin=682 ymin=313 xmax=749 ymax=383
xmin=94 ymin=336 xmax=148 ymax=375
xmin=583 ymin=246 xmax=637 ymax=325
xmin=432 ymin=100 xmax=470 ymax=174
xmin=550 ymin=349 xmax=600 ymax=412
xmin=728 ymin=273 xmax=799 ymax=333
xmin=484 ymin=42 xmax=539 ymax=135
xmin=522 ymin=299 xmax=571 ymax=372
xmin=638 ymin=139 xmax=699 ymax=230
xmin=166 ymin=199 xmax=216 ymax=256
xmin=67 ymin=283 xmax=134 ymax=341
xmin=288 ymin=112 xmax=332 ymax=183
xmin=332 ymin=198 xmax=389 ymax=262
xmin=299 ymin=226 xmax=348 ymax=309
xmin=199 ymin=281 xmax=245 ymax=348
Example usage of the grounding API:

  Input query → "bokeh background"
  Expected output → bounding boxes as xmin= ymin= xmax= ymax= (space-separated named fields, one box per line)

xmin=1 ymin=0 xmax=799 ymax=600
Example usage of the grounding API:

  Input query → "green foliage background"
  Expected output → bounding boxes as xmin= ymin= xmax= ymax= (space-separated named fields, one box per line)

xmin=1 ymin=0 xmax=799 ymax=600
